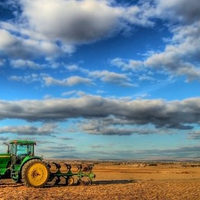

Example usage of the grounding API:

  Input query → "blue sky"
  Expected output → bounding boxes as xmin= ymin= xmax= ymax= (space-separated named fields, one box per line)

xmin=0 ymin=0 xmax=200 ymax=160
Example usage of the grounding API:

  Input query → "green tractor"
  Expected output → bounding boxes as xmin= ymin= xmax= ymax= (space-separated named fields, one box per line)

xmin=0 ymin=140 xmax=95 ymax=187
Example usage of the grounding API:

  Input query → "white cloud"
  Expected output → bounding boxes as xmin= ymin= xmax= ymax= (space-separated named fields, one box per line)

xmin=66 ymin=66 xmax=136 ymax=87
xmin=19 ymin=0 xmax=153 ymax=43
xmin=144 ymin=21 xmax=200 ymax=81
xmin=0 ymin=96 xmax=199 ymax=130
xmin=20 ymin=0 xmax=121 ymax=43
xmin=0 ymin=27 xmax=60 ymax=59
xmin=111 ymin=58 xmax=144 ymax=71
xmin=112 ymin=21 xmax=200 ymax=81
xmin=0 ymin=29 xmax=17 ymax=48
xmin=2 ymin=0 xmax=200 ymax=83
xmin=43 ymin=75 xmax=94 ymax=86
xmin=0 ymin=0 xmax=154 ymax=60
xmin=89 ymin=70 xmax=134 ymax=86
xmin=9 ymin=74 xmax=40 ymax=83
xmin=155 ymin=0 xmax=200 ymax=23
xmin=11 ymin=59 xmax=43 ymax=70
xmin=9 ymin=69 xmax=135 ymax=87
xmin=0 ymin=123 xmax=57 ymax=135
xmin=65 ymin=64 xmax=89 ymax=74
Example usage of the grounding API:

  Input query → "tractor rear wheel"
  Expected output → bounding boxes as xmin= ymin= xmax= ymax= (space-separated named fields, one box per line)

xmin=22 ymin=159 xmax=50 ymax=187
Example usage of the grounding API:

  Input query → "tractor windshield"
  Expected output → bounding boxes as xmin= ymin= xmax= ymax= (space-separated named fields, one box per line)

xmin=17 ymin=144 xmax=34 ymax=156
xmin=10 ymin=144 xmax=34 ymax=156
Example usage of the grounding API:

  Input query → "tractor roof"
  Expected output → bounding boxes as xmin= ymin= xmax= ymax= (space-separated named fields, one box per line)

xmin=9 ymin=140 xmax=36 ymax=145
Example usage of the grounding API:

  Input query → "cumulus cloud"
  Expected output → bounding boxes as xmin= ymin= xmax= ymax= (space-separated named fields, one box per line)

xmin=10 ymin=59 xmax=43 ymax=70
xmin=145 ymin=0 xmax=200 ymax=80
xmin=20 ymin=0 xmax=121 ymax=43
xmin=0 ymin=96 xmax=199 ymax=131
xmin=43 ymin=75 xmax=94 ymax=86
xmin=65 ymin=64 xmax=89 ymax=74
xmin=80 ymin=121 xmax=134 ymax=136
xmin=65 ymin=66 xmax=135 ymax=87
xmin=109 ymin=0 xmax=200 ymax=82
xmin=154 ymin=0 xmax=200 ymax=24
xmin=1 ymin=0 xmax=199 ymax=72
xmin=79 ymin=117 xmax=162 ymax=136
xmin=89 ymin=70 xmax=134 ymax=86
xmin=9 ymin=74 xmax=40 ymax=83
xmin=144 ymin=20 xmax=200 ymax=80
xmin=19 ymin=0 xmax=153 ymax=42
xmin=9 ymin=68 xmax=135 ymax=87
xmin=0 ymin=0 xmax=154 ymax=60
xmin=0 ymin=27 xmax=61 ymax=59
xmin=0 ymin=29 xmax=17 ymax=48
xmin=0 ymin=123 xmax=57 ymax=135
xmin=111 ymin=58 xmax=144 ymax=71
xmin=112 ymin=21 xmax=200 ymax=81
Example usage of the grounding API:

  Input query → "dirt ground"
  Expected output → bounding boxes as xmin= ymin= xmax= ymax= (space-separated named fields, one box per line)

xmin=1 ymin=161 xmax=200 ymax=200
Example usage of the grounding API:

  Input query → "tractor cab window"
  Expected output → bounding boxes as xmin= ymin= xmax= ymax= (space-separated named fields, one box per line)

xmin=17 ymin=144 xmax=34 ymax=156
xmin=10 ymin=143 xmax=35 ymax=157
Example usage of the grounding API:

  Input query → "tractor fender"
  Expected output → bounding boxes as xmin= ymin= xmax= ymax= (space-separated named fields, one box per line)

xmin=19 ymin=156 xmax=43 ymax=172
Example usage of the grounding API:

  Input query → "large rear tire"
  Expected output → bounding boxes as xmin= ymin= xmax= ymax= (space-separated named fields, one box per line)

xmin=22 ymin=159 xmax=50 ymax=187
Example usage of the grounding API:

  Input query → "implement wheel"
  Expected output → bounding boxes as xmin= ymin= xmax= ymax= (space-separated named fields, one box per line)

xmin=66 ymin=177 xmax=74 ymax=186
xmin=79 ymin=177 xmax=92 ymax=185
xmin=22 ymin=159 xmax=50 ymax=188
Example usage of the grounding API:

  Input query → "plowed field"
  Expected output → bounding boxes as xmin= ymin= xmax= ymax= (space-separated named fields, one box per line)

xmin=1 ymin=162 xmax=200 ymax=200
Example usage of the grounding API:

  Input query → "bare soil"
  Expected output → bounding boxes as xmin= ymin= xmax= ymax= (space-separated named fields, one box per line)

xmin=1 ymin=162 xmax=200 ymax=200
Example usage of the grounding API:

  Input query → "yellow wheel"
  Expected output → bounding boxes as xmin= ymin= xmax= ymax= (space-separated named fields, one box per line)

xmin=22 ymin=159 xmax=50 ymax=188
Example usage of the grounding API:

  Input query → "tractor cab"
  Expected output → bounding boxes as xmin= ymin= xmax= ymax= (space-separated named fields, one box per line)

xmin=9 ymin=140 xmax=36 ymax=157
xmin=8 ymin=140 xmax=36 ymax=165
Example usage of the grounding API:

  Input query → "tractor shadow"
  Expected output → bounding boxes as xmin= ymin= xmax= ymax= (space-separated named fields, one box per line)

xmin=93 ymin=179 xmax=137 ymax=185
xmin=46 ymin=179 xmax=138 ymax=187
xmin=0 ymin=179 xmax=137 ymax=188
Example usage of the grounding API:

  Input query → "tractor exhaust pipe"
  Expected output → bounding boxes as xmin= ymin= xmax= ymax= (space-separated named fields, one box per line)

xmin=3 ymin=142 xmax=10 ymax=153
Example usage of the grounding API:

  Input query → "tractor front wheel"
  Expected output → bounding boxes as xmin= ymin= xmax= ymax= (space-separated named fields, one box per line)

xmin=22 ymin=159 xmax=50 ymax=187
